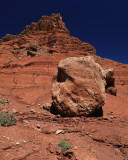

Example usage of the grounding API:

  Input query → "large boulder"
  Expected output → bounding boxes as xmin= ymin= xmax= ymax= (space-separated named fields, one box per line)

xmin=52 ymin=56 xmax=106 ymax=117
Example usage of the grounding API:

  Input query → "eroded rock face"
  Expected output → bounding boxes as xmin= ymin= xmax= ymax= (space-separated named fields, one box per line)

xmin=52 ymin=56 xmax=106 ymax=117
xmin=0 ymin=34 xmax=18 ymax=43
xmin=104 ymin=68 xmax=117 ymax=96
xmin=104 ymin=68 xmax=115 ymax=88
xmin=0 ymin=13 xmax=96 ymax=57
xmin=21 ymin=13 xmax=70 ymax=35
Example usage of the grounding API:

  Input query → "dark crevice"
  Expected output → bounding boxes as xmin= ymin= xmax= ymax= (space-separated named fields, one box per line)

xmin=105 ymin=78 xmax=115 ymax=89
xmin=2 ymin=146 xmax=13 ymax=150
xmin=92 ymin=138 xmax=105 ymax=143
xmin=90 ymin=107 xmax=103 ymax=117
xmin=57 ymin=68 xmax=67 ymax=83
xmin=1 ymin=64 xmax=22 ymax=69
xmin=50 ymin=102 xmax=59 ymax=115
xmin=113 ymin=145 xmax=122 ymax=148
xmin=24 ymin=62 xmax=35 ymax=67
xmin=48 ymin=50 xmax=54 ymax=54
xmin=27 ymin=51 xmax=36 ymax=57
xmin=57 ymin=68 xmax=73 ymax=83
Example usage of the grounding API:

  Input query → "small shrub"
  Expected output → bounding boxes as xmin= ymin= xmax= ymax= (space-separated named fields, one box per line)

xmin=0 ymin=99 xmax=8 ymax=104
xmin=58 ymin=140 xmax=72 ymax=152
xmin=124 ymin=155 xmax=128 ymax=160
xmin=0 ymin=113 xmax=16 ymax=127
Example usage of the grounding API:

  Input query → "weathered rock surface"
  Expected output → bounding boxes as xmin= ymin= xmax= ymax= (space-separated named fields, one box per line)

xmin=104 ymin=67 xmax=117 ymax=96
xmin=95 ymin=57 xmax=128 ymax=86
xmin=104 ymin=68 xmax=115 ymax=88
xmin=106 ymin=87 xmax=117 ymax=96
xmin=52 ymin=56 xmax=106 ymax=117
xmin=0 ymin=13 xmax=96 ymax=57
xmin=41 ymin=102 xmax=52 ymax=111
xmin=21 ymin=13 xmax=70 ymax=35
xmin=0 ymin=34 xmax=18 ymax=43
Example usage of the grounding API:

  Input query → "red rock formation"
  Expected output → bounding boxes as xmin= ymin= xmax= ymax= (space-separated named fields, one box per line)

xmin=0 ymin=13 xmax=127 ymax=107
xmin=95 ymin=57 xmax=128 ymax=85
xmin=20 ymin=13 xmax=70 ymax=35
xmin=0 ymin=13 xmax=128 ymax=160
xmin=0 ymin=13 xmax=96 ymax=57
xmin=0 ymin=13 xmax=96 ymax=107
xmin=0 ymin=34 xmax=18 ymax=43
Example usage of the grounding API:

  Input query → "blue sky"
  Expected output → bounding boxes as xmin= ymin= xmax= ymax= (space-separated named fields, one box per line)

xmin=0 ymin=0 xmax=128 ymax=64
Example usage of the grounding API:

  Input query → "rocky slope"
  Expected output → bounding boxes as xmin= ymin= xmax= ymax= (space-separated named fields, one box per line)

xmin=0 ymin=13 xmax=128 ymax=160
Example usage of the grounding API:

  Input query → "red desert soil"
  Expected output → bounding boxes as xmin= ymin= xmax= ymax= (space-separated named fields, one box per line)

xmin=0 ymin=14 xmax=128 ymax=159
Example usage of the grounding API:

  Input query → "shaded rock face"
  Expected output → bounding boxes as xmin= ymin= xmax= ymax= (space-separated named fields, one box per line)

xmin=104 ymin=68 xmax=115 ymax=88
xmin=106 ymin=87 xmax=117 ymax=96
xmin=104 ymin=68 xmax=117 ymax=96
xmin=52 ymin=56 xmax=106 ymax=117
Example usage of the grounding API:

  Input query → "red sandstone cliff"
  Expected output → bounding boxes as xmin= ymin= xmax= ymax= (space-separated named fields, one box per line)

xmin=0 ymin=13 xmax=96 ymax=57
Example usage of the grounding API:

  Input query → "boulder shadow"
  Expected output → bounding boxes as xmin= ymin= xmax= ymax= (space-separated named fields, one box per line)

xmin=90 ymin=107 xmax=103 ymax=117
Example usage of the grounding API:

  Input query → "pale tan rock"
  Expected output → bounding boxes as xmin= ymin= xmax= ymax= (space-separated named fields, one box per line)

xmin=52 ymin=56 xmax=106 ymax=117
xmin=22 ymin=120 xmax=30 ymax=127
xmin=12 ymin=109 xmax=17 ymax=113
xmin=56 ymin=130 xmax=63 ymax=134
